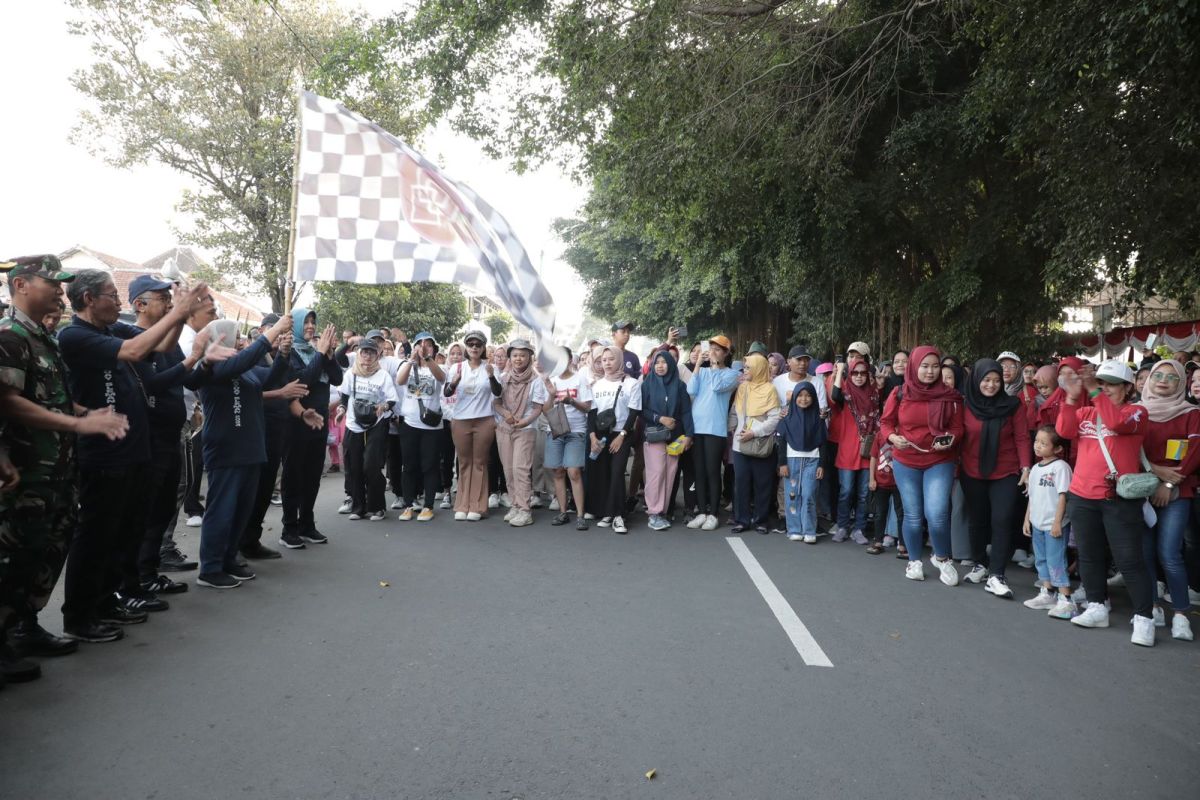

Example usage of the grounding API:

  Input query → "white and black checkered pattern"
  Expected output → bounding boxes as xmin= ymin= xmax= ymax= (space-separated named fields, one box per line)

xmin=294 ymin=91 xmax=560 ymax=354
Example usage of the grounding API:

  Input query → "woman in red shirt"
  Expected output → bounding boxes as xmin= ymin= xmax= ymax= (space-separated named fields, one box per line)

xmin=960 ymin=358 xmax=1032 ymax=598
xmin=1140 ymin=359 xmax=1200 ymax=641
xmin=880 ymin=345 xmax=965 ymax=585
xmin=1056 ymin=360 xmax=1156 ymax=645
xmin=829 ymin=357 xmax=880 ymax=544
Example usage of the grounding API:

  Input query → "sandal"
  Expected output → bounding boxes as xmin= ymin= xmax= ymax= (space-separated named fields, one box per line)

xmin=866 ymin=541 xmax=884 ymax=555
xmin=896 ymin=546 xmax=909 ymax=560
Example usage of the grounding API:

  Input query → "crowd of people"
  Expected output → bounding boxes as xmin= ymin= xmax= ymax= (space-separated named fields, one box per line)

xmin=2 ymin=254 xmax=1200 ymax=692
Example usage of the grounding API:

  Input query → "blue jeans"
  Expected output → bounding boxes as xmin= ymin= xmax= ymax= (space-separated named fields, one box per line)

xmin=1145 ymin=498 xmax=1192 ymax=612
xmin=784 ymin=457 xmax=820 ymax=536
xmin=891 ymin=460 xmax=955 ymax=561
xmin=1030 ymin=525 xmax=1070 ymax=588
xmin=837 ymin=467 xmax=869 ymax=532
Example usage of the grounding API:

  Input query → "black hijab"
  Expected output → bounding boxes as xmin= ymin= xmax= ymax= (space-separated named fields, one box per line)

xmin=778 ymin=381 xmax=827 ymax=452
xmin=964 ymin=358 xmax=1021 ymax=477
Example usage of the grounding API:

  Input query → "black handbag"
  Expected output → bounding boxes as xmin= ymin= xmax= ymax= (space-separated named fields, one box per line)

xmin=595 ymin=384 xmax=622 ymax=436
xmin=644 ymin=423 xmax=674 ymax=443
xmin=351 ymin=375 xmax=378 ymax=428
xmin=408 ymin=366 xmax=443 ymax=427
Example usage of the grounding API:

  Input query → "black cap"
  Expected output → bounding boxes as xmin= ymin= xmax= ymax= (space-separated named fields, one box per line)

xmin=611 ymin=320 xmax=635 ymax=332
xmin=787 ymin=345 xmax=812 ymax=360
xmin=261 ymin=313 xmax=281 ymax=327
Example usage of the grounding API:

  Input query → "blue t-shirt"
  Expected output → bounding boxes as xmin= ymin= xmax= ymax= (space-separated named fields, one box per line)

xmin=59 ymin=316 xmax=151 ymax=468
xmin=129 ymin=325 xmax=189 ymax=452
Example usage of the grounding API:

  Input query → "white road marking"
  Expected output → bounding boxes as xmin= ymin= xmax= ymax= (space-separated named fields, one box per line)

xmin=726 ymin=537 xmax=833 ymax=668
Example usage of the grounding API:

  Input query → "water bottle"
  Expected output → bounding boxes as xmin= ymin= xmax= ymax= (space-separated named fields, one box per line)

xmin=589 ymin=436 xmax=607 ymax=461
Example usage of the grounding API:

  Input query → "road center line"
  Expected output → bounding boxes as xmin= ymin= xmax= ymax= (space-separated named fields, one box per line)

xmin=726 ymin=537 xmax=833 ymax=668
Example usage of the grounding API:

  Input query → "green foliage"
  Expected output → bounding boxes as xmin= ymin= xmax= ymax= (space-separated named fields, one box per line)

xmin=313 ymin=282 xmax=469 ymax=345
xmin=380 ymin=0 xmax=1200 ymax=359
xmin=68 ymin=0 xmax=424 ymax=311
xmin=482 ymin=310 xmax=515 ymax=341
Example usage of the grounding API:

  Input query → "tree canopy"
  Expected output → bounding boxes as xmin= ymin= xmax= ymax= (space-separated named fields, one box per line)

xmin=313 ymin=282 xmax=469 ymax=345
xmin=382 ymin=0 xmax=1200 ymax=358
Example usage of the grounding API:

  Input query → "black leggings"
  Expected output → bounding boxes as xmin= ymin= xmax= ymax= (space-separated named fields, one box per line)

xmin=400 ymin=421 xmax=442 ymax=509
xmin=345 ymin=423 xmax=391 ymax=514
xmin=585 ymin=437 xmax=632 ymax=519
xmin=692 ymin=434 xmax=726 ymax=516
xmin=872 ymin=484 xmax=904 ymax=541
xmin=960 ymin=473 xmax=1021 ymax=575
xmin=1067 ymin=493 xmax=1153 ymax=617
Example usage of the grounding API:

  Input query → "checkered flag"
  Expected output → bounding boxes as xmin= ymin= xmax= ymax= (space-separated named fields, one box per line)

xmin=294 ymin=91 xmax=562 ymax=364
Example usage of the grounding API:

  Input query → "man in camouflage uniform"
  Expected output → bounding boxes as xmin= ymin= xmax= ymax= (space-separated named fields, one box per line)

xmin=0 ymin=255 xmax=129 ymax=685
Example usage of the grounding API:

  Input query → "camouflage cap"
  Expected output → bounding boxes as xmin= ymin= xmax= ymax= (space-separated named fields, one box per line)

xmin=0 ymin=254 xmax=75 ymax=282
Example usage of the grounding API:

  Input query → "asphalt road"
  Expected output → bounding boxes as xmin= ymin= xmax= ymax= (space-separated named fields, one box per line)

xmin=2 ymin=477 xmax=1198 ymax=799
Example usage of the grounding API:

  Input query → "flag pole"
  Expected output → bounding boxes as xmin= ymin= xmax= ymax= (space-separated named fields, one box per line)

xmin=284 ymin=73 xmax=303 ymax=314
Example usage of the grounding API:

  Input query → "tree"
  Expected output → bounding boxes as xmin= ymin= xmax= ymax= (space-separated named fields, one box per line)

xmin=68 ymin=0 xmax=423 ymax=311
xmin=313 ymin=282 xmax=469 ymax=345
xmin=482 ymin=310 xmax=514 ymax=341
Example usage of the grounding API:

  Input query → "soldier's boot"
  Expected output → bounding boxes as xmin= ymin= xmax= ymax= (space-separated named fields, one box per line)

xmin=9 ymin=617 xmax=78 ymax=658
xmin=0 ymin=641 xmax=42 ymax=684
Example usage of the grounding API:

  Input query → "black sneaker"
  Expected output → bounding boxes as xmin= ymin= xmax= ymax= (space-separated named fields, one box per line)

xmin=119 ymin=592 xmax=169 ymax=613
xmin=197 ymin=572 xmax=241 ymax=589
xmin=8 ymin=621 xmax=78 ymax=657
xmin=0 ymin=645 xmax=42 ymax=683
xmin=299 ymin=529 xmax=328 ymax=544
xmin=97 ymin=602 xmax=149 ymax=626
xmin=551 ymin=512 xmax=571 ymax=526
xmin=226 ymin=564 xmax=256 ymax=582
xmin=140 ymin=575 xmax=189 ymax=595
xmin=240 ymin=542 xmax=282 ymax=560
xmin=159 ymin=546 xmax=198 ymax=572
xmin=575 ymin=518 xmax=589 ymax=531
xmin=279 ymin=532 xmax=307 ymax=550
xmin=63 ymin=622 xmax=125 ymax=643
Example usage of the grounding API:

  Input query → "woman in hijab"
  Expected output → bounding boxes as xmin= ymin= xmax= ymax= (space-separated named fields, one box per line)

xmin=828 ymin=356 xmax=881 ymax=544
xmin=880 ymin=345 xmax=965 ymax=585
xmin=728 ymin=352 xmax=782 ymax=534
xmin=1140 ymin=359 xmax=1200 ymax=641
xmin=777 ymin=382 xmax=826 ymax=543
xmin=1038 ymin=357 xmax=1088 ymax=465
xmin=493 ymin=339 xmax=548 ymax=527
xmin=280 ymin=308 xmax=342 ymax=549
xmin=959 ymin=358 xmax=1032 ymax=598
xmin=587 ymin=345 xmax=643 ymax=533
xmin=767 ymin=352 xmax=786 ymax=380
xmin=335 ymin=338 xmax=399 ymax=522
xmin=641 ymin=351 xmax=694 ymax=531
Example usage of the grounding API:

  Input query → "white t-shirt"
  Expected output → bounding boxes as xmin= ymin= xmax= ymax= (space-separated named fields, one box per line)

xmin=591 ymin=376 xmax=643 ymax=432
xmin=336 ymin=370 xmax=399 ymax=433
xmin=346 ymin=350 xmax=403 ymax=381
xmin=493 ymin=372 xmax=549 ymax=423
xmin=1028 ymin=458 xmax=1073 ymax=530
xmin=773 ymin=372 xmax=827 ymax=410
xmin=399 ymin=366 xmax=445 ymax=430
xmin=551 ymin=372 xmax=594 ymax=434
xmin=445 ymin=361 xmax=495 ymax=420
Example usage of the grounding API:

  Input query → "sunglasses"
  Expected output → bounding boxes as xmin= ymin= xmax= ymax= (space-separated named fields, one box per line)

xmin=851 ymin=370 xmax=869 ymax=376
xmin=1149 ymin=371 xmax=1181 ymax=384
xmin=466 ymin=341 xmax=484 ymax=347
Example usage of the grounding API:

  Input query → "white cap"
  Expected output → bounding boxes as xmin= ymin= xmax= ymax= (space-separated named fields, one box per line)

xmin=997 ymin=351 xmax=1021 ymax=363
xmin=1095 ymin=359 xmax=1135 ymax=384
xmin=847 ymin=341 xmax=871 ymax=356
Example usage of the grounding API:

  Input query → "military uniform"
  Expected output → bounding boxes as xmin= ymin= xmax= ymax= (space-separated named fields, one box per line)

xmin=0 ymin=296 xmax=79 ymax=637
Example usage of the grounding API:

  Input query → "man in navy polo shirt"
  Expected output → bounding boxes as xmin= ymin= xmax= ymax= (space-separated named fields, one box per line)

xmin=58 ymin=269 xmax=209 ymax=639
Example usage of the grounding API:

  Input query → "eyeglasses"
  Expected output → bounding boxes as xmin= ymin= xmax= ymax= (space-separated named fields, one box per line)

xmin=1149 ymin=371 xmax=1181 ymax=384
xmin=95 ymin=292 xmax=121 ymax=303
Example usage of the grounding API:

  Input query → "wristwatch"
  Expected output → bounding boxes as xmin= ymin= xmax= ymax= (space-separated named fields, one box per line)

xmin=1164 ymin=481 xmax=1176 ymax=490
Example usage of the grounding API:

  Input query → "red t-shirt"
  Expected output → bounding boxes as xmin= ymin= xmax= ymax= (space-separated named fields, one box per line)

xmin=1142 ymin=409 xmax=1200 ymax=499
xmin=1056 ymin=392 xmax=1149 ymax=500
xmin=960 ymin=407 xmax=1032 ymax=480
xmin=830 ymin=399 xmax=870 ymax=471
xmin=879 ymin=389 xmax=965 ymax=470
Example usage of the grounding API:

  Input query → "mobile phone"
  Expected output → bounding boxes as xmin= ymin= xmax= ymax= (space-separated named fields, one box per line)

xmin=674 ymin=324 xmax=689 ymax=340
xmin=933 ymin=434 xmax=955 ymax=448
xmin=1144 ymin=333 xmax=1158 ymax=351
xmin=835 ymin=354 xmax=847 ymax=364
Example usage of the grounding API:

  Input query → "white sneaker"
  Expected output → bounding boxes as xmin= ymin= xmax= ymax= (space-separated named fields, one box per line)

xmin=348 ymin=512 xmax=362 ymax=520
xmin=964 ymin=564 xmax=989 ymax=584
xmin=787 ymin=533 xmax=803 ymax=542
xmin=466 ymin=512 xmax=482 ymax=521
xmin=1153 ymin=606 xmax=1166 ymax=628
xmin=985 ymin=574 xmax=1013 ymax=598
xmin=1131 ymin=615 xmax=1156 ymax=647
xmin=850 ymin=529 xmax=868 ymax=545
xmin=503 ymin=507 xmax=518 ymax=523
xmin=830 ymin=527 xmax=848 ymax=543
xmin=803 ymin=535 xmax=817 ymax=544
xmin=1171 ymin=613 xmax=1193 ymax=641
xmin=337 ymin=500 xmax=352 ymax=515
xmin=584 ymin=513 xmax=595 ymax=520
xmin=1157 ymin=580 xmax=1168 ymax=599
xmin=1071 ymin=602 xmax=1110 ymax=628
xmin=440 ymin=496 xmax=453 ymax=510
xmin=597 ymin=517 xmax=612 ymax=528
xmin=1048 ymin=596 xmax=1077 ymax=619
xmin=1011 ymin=548 xmax=1029 ymax=564
xmin=368 ymin=511 xmax=386 ymax=521
xmin=530 ymin=494 xmax=544 ymax=509
xmin=1018 ymin=555 xmax=1035 ymax=569
xmin=186 ymin=515 xmax=203 ymax=527
xmin=701 ymin=515 xmax=719 ymax=531
xmin=390 ymin=496 xmax=404 ymax=509
xmin=499 ymin=493 xmax=512 ymax=508
xmin=454 ymin=512 xmax=467 ymax=521
xmin=1074 ymin=586 xmax=1088 ymax=604
xmin=687 ymin=514 xmax=706 ymax=529
xmin=1106 ymin=572 xmax=1125 ymax=587
xmin=488 ymin=493 xmax=500 ymax=509
xmin=612 ymin=516 xmax=628 ymax=534
xmin=905 ymin=561 xmax=925 ymax=582
xmin=932 ymin=557 xmax=959 ymax=587
xmin=549 ymin=497 xmax=560 ymax=511
xmin=1024 ymin=588 xmax=1056 ymax=610
xmin=509 ymin=510 xmax=533 ymax=527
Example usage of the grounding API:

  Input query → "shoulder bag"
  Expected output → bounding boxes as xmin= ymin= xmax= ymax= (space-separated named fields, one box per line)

xmin=738 ymin=388 xmax=775 ymax=458
xmin=1092 ymin=407 xmax=1174 ymax=501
